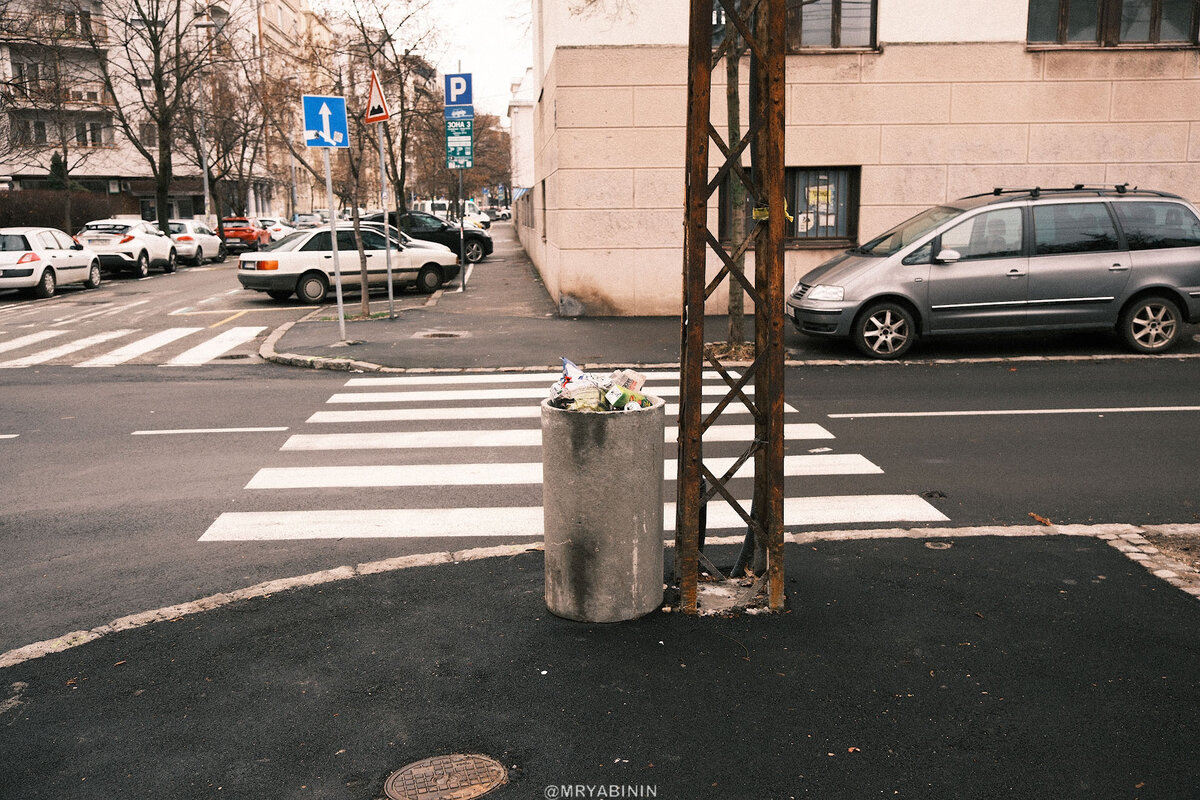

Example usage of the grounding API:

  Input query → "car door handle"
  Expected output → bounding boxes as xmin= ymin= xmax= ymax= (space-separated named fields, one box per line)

xmin=1007 ymin=269 xmax=1027 ymax=278
xmin=1109 ymin=263 xmax=1129 ymax=271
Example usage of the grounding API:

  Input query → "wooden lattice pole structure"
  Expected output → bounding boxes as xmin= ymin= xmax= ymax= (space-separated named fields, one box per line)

xmin=677 ymin=0 xmax=787 ymax=614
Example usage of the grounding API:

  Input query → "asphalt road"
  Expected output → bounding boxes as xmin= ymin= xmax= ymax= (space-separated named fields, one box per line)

xmin=2 ymin=352 xmax=1198 ymax=655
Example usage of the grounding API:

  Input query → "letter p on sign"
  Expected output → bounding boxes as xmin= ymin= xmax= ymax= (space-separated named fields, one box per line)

xmin=445 ymin=73 xmax=472 ymax=106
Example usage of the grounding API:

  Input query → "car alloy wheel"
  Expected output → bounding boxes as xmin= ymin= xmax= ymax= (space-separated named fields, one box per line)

xmin=84 ymin=262 xmax=102 ymax=289
xmin=33 ymin=268 xmax=56 ymax=298
xmin=134 ymin=252 xmax=150 ymax=278
xmin=855 ymin=302 xmax=916 ymax=359
xmin=1121 ymin=295 xmax=1181 ymax=354
xmin=464 ymin=239 xmax=484 ymax=263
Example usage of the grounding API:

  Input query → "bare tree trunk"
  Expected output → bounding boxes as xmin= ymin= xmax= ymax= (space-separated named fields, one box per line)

xmin=727 ymin=29 xmax=746 ymax=346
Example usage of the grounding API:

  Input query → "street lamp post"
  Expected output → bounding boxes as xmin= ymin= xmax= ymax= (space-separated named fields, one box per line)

xmin=194 ymin=18 xmax=216 ymax=227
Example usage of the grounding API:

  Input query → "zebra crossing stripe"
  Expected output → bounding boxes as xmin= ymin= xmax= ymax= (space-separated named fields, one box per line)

xmin=76 ymin=328 xmax=204 ymax=367
xmin=163 ymin=326 xmax=265 ymax=366
xmin=198 ymin=494 xmax=946 ymax=541
xmin=326 ymin=384 xmax=772 ymax=404
xmin=245 ymin=454 xmax=882 ymax=489
xmin=342 ymin=370 xmax=730 ymax=387
xmin=306 ymin=401 xmax=761 ymax=424
xmin=0 ymin=330 xmax=136 ymax=368
xmin=0 ymin=330 xmax=70 ymax=355
xmin=279 ymin=423 xmax=834 ymax=451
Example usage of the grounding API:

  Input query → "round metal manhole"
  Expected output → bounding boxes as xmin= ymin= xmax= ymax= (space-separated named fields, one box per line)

xmin=383 ymin=753 xmax=508 ymax=800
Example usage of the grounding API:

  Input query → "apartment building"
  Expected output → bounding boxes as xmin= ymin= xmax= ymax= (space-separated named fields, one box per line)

xmin=520 ymin=0 xmax=1200 ymax=316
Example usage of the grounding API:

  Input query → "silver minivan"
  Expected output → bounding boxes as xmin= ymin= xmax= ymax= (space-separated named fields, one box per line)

xmin=787 ymin=186 xmax=1200 ymax=358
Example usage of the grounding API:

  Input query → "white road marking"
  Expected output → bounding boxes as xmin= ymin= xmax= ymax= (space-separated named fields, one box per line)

xmin=343 ymin=370 xmax=731 ymax=387
xmin=830 ymin=406 xmax=1200 ymax=419
xmin=0 ymin=434 xmax=18 ymax=439
xmin=199 ymin=494 xmax=945 ymax=541
xmin=245 ymin=454 xmax=881 ymax=489
xmin=0 ymin=330 xmax=135 ymax=368
xmin=306 ymin=401 xmax=764 ymax=424
xmin=0 ymin=330 xmax=69 ymax=354
xmin=280 ymin=423 xmax=833 ymax=451
xmin=329 ymin=385 xmax=775 ymax=403
xmin=132 ymin=426 xmax=289 ymax=436
xmin=162 ymin=326 xmax=265 ymax=366
xmin=76 ymin=327 xmax=203 ymax=367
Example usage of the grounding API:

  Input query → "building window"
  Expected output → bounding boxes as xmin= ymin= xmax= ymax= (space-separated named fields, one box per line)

xmin=789 ymin=167 xmax=859 ymax=243
xmin=138 ymin=122 xmax=158 ymax=147
xmin=788 ymin=0 xmax=876 ymax=49
xmin=1028 ymin=0 xmax=1198 ymax=45
xmin=721 ymin=166 xmax=860 ymax=246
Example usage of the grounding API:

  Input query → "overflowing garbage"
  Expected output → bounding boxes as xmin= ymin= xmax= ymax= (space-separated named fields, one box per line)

xmin=547 ymin=358 xmax=654 ymax=412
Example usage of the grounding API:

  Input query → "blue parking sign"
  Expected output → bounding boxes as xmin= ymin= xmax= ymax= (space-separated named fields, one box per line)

xmin=444 ymin=73 xmax=472 ymax=107
xmin=302 ymin=95 xmax=349 ymax=149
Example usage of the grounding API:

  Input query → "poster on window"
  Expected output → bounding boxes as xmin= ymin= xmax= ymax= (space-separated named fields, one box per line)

xmin=802 ymin=182 xmax=835 ymax=232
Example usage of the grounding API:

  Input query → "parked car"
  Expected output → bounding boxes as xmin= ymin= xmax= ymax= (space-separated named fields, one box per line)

xmin=787 ymin=186 xmax=1200 ymax=358
xmin=293 ymin=213 xmax=322 ymax=229
xmin=166 ymin=219 xmax=224 ymax=265
xmin=0 ymin=226 xmax=102 ymax=298
xmin=259 ymin=217 xmax=296 ymax=241
xmin=220 ymin=217 xmax=271 ymax=254
xmin=365 ymin=210 xmax=493 ymax=263
xmin=236 ymin=225 xmax=462 ymax=303
xmin=77 ymin=218 xmax=176 ymax=277
xmin=359 ymin=221 xmax=456 ymax=252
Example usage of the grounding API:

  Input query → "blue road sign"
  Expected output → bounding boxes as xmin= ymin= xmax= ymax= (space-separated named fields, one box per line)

xmin=302 ymin=95 xmax=349 ymax=149
xmin=444 ymin=73 xmax=472 ymax=107
xmin=444 ymin=105 xmax=474 ymax=121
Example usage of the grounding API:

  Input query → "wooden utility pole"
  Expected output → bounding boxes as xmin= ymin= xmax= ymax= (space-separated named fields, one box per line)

xmin=677 ymin=0 xmax=787 ymax=613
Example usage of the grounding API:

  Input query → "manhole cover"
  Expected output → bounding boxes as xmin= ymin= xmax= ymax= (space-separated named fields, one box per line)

xmin=412 ymin=330 xmax=470 ymax=340
xmin=383 ymin=753 xmax=507 ymax=800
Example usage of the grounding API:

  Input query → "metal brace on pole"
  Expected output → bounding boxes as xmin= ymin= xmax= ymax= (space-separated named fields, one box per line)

xmin=323 ymin=148 xmax=347 ymax=342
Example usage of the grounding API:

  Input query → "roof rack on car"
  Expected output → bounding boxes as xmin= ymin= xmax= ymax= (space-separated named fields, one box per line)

xmin=965 ymin=184 xmax=1174 ymax=200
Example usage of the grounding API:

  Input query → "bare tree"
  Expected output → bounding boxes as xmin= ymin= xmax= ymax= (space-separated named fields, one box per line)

xmin=74 ymin=0 xmax=245 ymax=232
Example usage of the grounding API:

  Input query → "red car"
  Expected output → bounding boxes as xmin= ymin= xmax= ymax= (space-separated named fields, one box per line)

xmin=220 ymin=217 xmax=271 ymax=254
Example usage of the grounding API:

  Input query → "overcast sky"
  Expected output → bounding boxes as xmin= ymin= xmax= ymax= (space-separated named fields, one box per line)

xmin=420 ymin=0 xmax=533 ymax=120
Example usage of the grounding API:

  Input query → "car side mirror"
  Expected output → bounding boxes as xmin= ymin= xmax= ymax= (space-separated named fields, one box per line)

xmin=71 ymin=242 xmax=84 ymax=250
xmin=936 ymin=249 xmax=961 ymax=264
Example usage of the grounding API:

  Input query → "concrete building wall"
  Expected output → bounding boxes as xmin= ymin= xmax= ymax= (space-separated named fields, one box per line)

xmin=526 ymin=22 xmax=1200 ymax=315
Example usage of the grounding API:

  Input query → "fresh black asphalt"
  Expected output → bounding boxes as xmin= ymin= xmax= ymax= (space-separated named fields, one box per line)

xmin=3 ymin=223 xmax=1199 ymax=799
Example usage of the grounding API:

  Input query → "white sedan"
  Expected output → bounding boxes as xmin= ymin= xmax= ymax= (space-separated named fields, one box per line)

xmin=78 ymin=218 xmax=177 ymax=277
xmin=167 ymin=220 xmax=225 ymax=265
xmin=236 ymin=226 xmax=462 ymax=303
xmin=0 ymin=226 xmax=102 ymax=298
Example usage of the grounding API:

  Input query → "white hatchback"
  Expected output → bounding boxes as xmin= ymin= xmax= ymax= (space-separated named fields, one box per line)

xmin=0 ymin=227 xmax=102 ymax=298
xmin=167 ymin=220 xmax=224 ymax=265
xmin=259 ymin=217 xmax=297 ymax=241
xmin=237 ymin=226 xmax=462 ymax=303
xmin=78 ymin=218 xmax=177 ymax=277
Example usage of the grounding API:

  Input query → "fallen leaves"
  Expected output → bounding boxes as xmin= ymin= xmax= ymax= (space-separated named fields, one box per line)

xmin=1029 ymin=512 xmax=1053 ymax=526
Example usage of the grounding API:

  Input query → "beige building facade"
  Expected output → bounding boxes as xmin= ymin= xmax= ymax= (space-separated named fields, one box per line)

xmin=520 ymin=0 xmax=1200 ymax=316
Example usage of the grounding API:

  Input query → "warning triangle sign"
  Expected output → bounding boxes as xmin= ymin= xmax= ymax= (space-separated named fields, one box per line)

xmin=364 ymin=70 xmax=391 ymax=124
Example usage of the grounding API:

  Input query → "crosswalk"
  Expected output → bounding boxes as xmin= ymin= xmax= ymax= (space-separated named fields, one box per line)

xmin=199 ymin=371 xmax=949 ymax=542
xmin=0 ymin=326 xmax=265 ymax=367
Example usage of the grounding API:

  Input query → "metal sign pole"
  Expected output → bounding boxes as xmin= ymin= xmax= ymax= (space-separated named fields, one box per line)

xmin=458 ymin=168 xmax=467 ymax=289
xmin=379 ymin=126 xmax=394 ymax=318
xmin=323 ymin=148 xmax=347 ymax=342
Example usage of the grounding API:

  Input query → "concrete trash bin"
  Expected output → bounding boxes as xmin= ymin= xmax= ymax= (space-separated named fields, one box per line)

xmin=540 ymin=396 xmax=665 ymax=622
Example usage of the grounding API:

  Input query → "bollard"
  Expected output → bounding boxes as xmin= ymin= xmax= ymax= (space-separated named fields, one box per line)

xmin=540 ymin=396 xmax=665 ymax=622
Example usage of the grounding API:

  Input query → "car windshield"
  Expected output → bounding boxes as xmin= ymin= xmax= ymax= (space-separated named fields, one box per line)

xmin=0 ymin=234 xmax=29 ymax=251
xmin=224 ymin=220 xmax=250 ymax=228
xmin=82 ymin=222 xmax=131 ymax=234
xmin=855 ymin=205 xmax=962 ymax=256
xmin=264 ymin=230 xmax=308 ymax=251
xmin=167 ymin=223 xmax=187 ymax=234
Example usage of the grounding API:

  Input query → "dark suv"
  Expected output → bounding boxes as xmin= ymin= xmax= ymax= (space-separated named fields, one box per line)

xmin=365 ymin=210 xmax=493 ymax=263
xmin=787 ymin=186 xmax=1200 ymax=358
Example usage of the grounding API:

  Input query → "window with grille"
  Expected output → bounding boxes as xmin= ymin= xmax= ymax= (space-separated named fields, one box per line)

xmin=788 ymin=0 xmax=876 ymax=49
xmin=1028 ymin=0 xmax=1198 ymax=45
xmin=721 ymin=166 xmax=860 ymax=246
